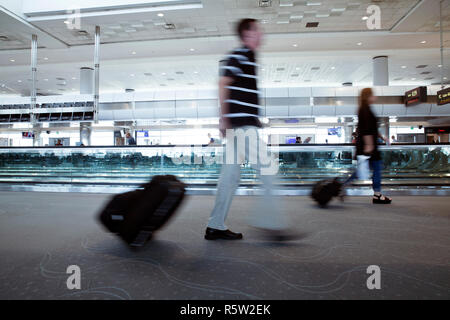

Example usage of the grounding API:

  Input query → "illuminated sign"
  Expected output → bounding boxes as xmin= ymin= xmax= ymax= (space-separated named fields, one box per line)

xmin=437 ymin=87 xmax=450 ymax=106
xmin=22 ymin=132 xmax=35 ymax=138
xmin=404 ymin=86 xmax=427 ymax=106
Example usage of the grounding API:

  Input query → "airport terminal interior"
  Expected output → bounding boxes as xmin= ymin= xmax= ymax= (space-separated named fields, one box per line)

xmin=0 ymin=0 xmax=449 ymax=300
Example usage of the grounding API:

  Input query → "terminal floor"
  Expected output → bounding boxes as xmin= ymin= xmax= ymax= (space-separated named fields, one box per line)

xmin=0 ymin=192 xmax=449 ymax=300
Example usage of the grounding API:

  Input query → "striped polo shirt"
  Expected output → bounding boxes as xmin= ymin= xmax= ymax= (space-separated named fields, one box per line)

xmin=220 ymin=46 xmax=262 ymax=128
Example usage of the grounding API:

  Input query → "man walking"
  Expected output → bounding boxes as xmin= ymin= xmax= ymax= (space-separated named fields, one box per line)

xmin=205 ymin=19 xmax=295 ymax=241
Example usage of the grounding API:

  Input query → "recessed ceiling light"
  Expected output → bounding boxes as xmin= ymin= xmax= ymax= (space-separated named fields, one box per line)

xmin=411 ymin=78 xmax=416 ymax=80
xmin=72 ymin=77 xmax=77 ymax=80
xmin=44 ymin=57 xmax=49 ymax=60
xmin=438 ymin=64 xmax=442 ymax=68
xmin=444 ymin=77 xmax=448 ymax=80
xmin=331 ymin=66 xmax=336 ymax=70
xmin=194 ymin=71 xmax=199 ymax=74
xmin=189 ymin=48 xmax=195 ymax=52
xmin=295 ymin=67 xmax=300 ymax=70
xmin=401 ymin=66 xmax=407 ymax=69
xmin=157 ymin=13 xmax=164 ymax=17
xmin=420 ymin=41 xmax=426 ymax=44
xmin=161 ymin=72 xmax=166 ymax=75
xmin=292 ymin=44 xmax=298 ymax=47
xmin=17 ymin=80 xmax=22 ymax=83
xmin=130 ymin=74 xmax=135 ymax=77
xmin=44 ymin=79 xmax=49 ymax=81
xmin=357 ymin=42 xmax=362 ymax=46
xmin=131 ymin=51 xmax=136 ymax=55
xmin=362 ymin=16 xmax=368 ymax=20
xmin=10 ymin=59 xmax=15 ymax=62
xmin=64 ymin=21 xmax=70 ymax=25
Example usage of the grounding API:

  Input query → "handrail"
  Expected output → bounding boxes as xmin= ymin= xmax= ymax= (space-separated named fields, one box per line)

xmin=0 ymin=143 xmax=449 ymax=150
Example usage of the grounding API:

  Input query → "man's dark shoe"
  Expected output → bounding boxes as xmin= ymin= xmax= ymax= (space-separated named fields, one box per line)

xmin=204 ymin=228 xmax=243 ymax=240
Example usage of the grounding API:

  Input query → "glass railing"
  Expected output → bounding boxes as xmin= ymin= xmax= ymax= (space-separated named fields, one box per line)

xmin=0 ymin=144 xmax=448 ymax=186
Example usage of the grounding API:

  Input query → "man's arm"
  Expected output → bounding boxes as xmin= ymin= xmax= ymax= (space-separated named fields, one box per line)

xmin=218 ymin=76 xmax=233 ymax=137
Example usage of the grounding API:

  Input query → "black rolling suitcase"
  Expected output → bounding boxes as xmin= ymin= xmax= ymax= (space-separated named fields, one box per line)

xmin=311 ymin=178 xmax=342 ymax=208
xmin=98 ymin=175 xmax=186 ymax=247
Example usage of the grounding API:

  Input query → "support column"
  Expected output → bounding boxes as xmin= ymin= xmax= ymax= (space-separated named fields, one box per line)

xmin=344 ymin=125 xmax=354 ymax=143
xmin=94 ymin=26 xmax=100 ymax=122
xmin=31 ymin=34 xmax=37 ymax=124
xmin=380 ymin=118 xmax=390 ymax=145
xmin=373 ymin=56 xmax=389 ymax=86
xmin=80 ymin=123 xmax=92 ymax=146
xmin=33 ymin=123 xmax=42 ymax=147
xmin=80 ymin=67 xmax=94 ymax=94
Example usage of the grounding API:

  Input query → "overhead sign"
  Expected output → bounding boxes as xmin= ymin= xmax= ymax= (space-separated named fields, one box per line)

xmin=437 ymin=87 xmax=450 ymax=106
xmin=404 ymin=86 xmax=427 ymax=106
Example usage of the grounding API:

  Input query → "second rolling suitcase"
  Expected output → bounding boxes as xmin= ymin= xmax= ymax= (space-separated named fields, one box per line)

xmin=311 ymin=178 xmax=342 ymax=208
xmin=98 ymin=175 xmax=186 ymax=247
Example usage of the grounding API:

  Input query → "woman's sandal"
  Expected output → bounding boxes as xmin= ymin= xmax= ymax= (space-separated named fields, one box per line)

xmin=373 ymin=194 xmax=392 ymax=204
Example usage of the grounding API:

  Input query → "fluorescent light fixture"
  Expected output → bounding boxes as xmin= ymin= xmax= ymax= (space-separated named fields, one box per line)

xmin=25 ymin=1 xmax=203 ymax=21
xmin=315 ymin=117 xmax=338 ymax=123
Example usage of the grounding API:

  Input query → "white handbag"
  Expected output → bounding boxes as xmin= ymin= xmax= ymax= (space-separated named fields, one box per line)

xmin=356 ymin=155 xmax=371 ymax=180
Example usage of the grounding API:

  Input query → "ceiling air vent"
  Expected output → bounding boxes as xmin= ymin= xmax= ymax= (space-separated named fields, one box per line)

xmin=416 ymin=65 xmax=428 ymax=68
xmin=306 ymin=22 xmax=319 ymax=28
xmin=342 ymin=82 xmax=353 ymax=86
xmin=164 ymin=23 xmax=176 ymax=30
xmin=259 ymin=0 xmax=272 ymax=7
